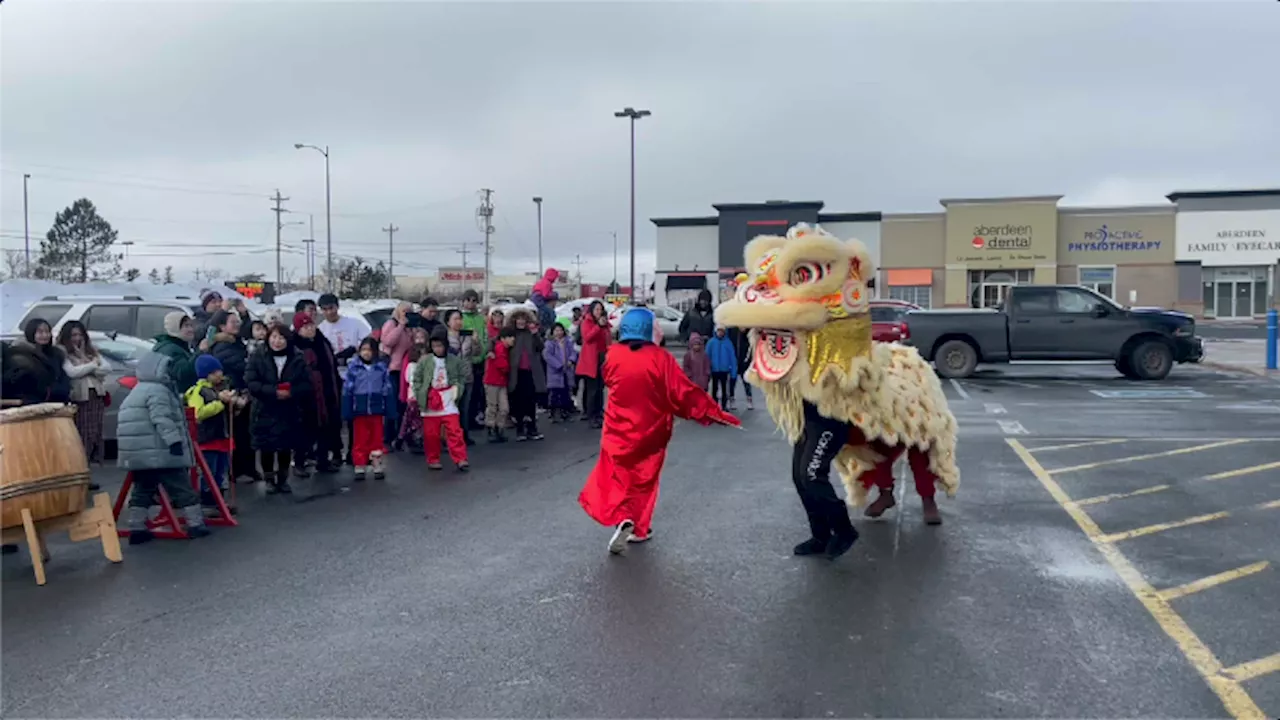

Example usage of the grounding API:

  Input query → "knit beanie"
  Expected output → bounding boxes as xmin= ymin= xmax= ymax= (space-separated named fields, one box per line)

xmin=163 ymin=311 xmax=189 ymax=338
xmin=292 ymin=313 xmax=315 ymax=332
xmin=195 ymin=354 xmax=223 ymax=379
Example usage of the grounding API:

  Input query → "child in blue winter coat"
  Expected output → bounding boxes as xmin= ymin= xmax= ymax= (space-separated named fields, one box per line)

xmin=705 ymin=326 xmax=738 ymax=410
xmin=342 ymin=337 xmax=397 ymax=480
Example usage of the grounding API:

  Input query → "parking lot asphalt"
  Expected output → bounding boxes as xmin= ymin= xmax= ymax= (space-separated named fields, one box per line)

xmin=3 ymin=361 xmax=1278 ymax=718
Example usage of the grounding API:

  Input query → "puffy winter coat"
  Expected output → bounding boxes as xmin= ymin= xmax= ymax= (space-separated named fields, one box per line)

xmin=705 ymin=334 xmax=739 ymax=378
xmin=244 ymin=346 xmax=312 ymax=451
xmin=678 ymin=289 xmax=716 ymax=342
xmin=342 ymin=358 xmax=395 ymax=420
xmin=208 ymin=335 xmax=249 ymax=390
xmin=116 ymin=351 xmax=193 ymax=470
xmin=152 ymin=333 xmax=198 ymax=393
xmin=1 ymin=340 xmax=72 ymax=405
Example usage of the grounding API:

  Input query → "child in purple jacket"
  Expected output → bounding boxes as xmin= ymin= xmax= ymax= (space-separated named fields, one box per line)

xmin=542 ymin=323 xmax=578 ymax=422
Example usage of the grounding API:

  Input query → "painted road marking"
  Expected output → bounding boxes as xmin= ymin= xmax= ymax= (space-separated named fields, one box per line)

xmin=1048 ymin=439 xmax=1251 ymax=475
xmin=1204 ymin=461 xmax=1280 ymax=482
xmin=1090 ymin=388 xmax=1208 ymax=399
xmin=1223 ymin=652 xmax=1280 ymax=683
xmin=998 ymin=420 xmax=1028 ymax=435
xmin=1006 ymin=439 xmax=1265 ymax=719
xmin=984 ymin=403 xmax=1007 ymax=415
xmin=1157 ymin=562 xmax=1271 ymax=602
xmin=1100 ymin=512 xmax=1232 ymax=543
xmin=1029 ymin=439 xmax=1127 ymax=453
xmin=948 ymin=378 xmax=970 ymax=400
xmin=1101 ymin=500 xmax=1280 ymax=544
xmin=1072 ymin=484 xmax=1171 ymax=507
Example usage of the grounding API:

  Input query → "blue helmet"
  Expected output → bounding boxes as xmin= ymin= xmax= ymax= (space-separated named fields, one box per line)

xmin=617 ymin=307 xmax=654 ymax=343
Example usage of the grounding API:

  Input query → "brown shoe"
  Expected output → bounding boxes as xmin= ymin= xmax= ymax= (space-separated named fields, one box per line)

xmin=921 ymin=496 xmax=943 ymax=526
xmin=864 ymin=488 xmax=897 ymax=518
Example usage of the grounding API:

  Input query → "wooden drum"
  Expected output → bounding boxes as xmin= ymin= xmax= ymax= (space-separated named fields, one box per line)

xmin=0 ymin=403 xmax=90 ymax=530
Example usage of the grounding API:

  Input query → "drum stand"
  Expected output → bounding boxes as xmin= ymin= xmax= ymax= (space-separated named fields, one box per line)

xmin=0 ymin=492 xmax=124 ymax=586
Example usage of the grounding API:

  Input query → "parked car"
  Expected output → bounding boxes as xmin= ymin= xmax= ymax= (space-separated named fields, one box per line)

xmin=904 ymin=285 xmax=1204 ymax=380
xmin=870 ymin=299 xmax=919 ymax=343
xmin=15 ymin=295 xmax=204 ymax=340
xmin=1 ymin=330 xmax=150 ymax=457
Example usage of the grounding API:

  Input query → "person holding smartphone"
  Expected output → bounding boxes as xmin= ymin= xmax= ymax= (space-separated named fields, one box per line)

xmin=379 ymin=302 xmax=414 ymax=449
xmin=443 ymin=309 xmax=479 ymax=446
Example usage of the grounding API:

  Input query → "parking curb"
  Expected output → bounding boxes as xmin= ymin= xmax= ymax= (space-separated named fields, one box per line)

xmin=1198 ymin=360 xmax=1276 ymax=378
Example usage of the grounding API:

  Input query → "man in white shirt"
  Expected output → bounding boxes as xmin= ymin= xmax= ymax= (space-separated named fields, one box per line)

xmin=316 ymin=293 xmax=366 ymax=363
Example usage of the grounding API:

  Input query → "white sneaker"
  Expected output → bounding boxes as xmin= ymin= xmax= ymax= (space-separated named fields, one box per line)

xmin=608 ymin=520 xmax=635 ymax=555
xmin=627 ymin=530 xmax=652 ymax=544
xmin=370 ymin=451 xmax=386 ymax=480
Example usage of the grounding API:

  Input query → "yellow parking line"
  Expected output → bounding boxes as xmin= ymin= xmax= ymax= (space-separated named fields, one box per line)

xmin=1029 ymin=439 xmax=1127 ymax=453
xmin=1258 ymin=499 xmax=1280 ymax=511
xmin=1223 ymin=652 xmax=1280 ymax=683
xmin=1157 ymin=562 xmax=1271 ymax=602
xmin=1049 ymin=439 xmax=1250 ymax=475
xmin=1100 ymin=512 xmax=1232 ymax=543
xmin=1006 ymin=439 xmax=1263 ymax=719
xmin=1204 ymin=461 xmax=1280 ymax=482
xmin=1072 ymin=484 xmax=1171 ymax=507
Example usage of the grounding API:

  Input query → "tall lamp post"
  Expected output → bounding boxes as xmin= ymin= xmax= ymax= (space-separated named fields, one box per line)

xmin=293 ymin=143 xmax=332 ymax=291
xmin=613 ymin=107 xmax=650 ymax=302
xmin=22 ymin=173 xmax=31 ymax=277
xmin=532 ymin=196 xmax=543 ymax=275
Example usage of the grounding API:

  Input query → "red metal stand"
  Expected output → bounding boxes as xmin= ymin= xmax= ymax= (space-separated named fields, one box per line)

xmin=111 ymin=408 xmax=239 ymax=538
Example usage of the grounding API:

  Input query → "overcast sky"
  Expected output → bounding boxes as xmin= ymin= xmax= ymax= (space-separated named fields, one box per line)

xmin=2 ymin=1 xmax=1278 ymax=288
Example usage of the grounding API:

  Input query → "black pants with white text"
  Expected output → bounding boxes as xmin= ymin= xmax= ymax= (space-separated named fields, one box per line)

xmin=790 ymin=401 xmax=856 ymax=541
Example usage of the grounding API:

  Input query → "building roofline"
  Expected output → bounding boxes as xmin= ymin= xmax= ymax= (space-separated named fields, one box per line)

xmin=816 ymin=211 xmax=882 ymax=223
xmin=1166 ymin=188 xmax=1280 ymax=202
xmin=651 ymin=216 xmax=718 ymax=228
xmin=939 ymin=194 xmax=1064 ymax=207
xmin=1058 ymin=204 xmax=1174 ymax=215
xmin=711 ymin=200 xmax=826 ymax=212
xmin=883 ymin=211 xmax=944 ymax=221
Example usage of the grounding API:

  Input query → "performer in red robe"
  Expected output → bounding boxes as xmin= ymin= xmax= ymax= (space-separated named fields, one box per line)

xmin=578 ymin=307 xmax=740 ymax=555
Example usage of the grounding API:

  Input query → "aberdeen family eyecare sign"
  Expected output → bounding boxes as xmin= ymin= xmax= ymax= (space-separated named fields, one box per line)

xmin=1176 ymin=209 xmax=1280 ymax=266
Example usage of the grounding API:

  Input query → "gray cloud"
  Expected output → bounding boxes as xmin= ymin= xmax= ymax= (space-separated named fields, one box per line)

xmin=3 ymin=1 xmax=1277 ymax=286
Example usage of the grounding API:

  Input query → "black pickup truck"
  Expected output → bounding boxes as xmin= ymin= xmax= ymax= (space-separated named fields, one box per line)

xmin=904 ymin=285 xmax=1204 ymax=380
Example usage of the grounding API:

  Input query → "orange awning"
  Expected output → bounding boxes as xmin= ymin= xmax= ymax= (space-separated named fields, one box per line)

xmin=887 ymin=269 xmax=933 ymax=286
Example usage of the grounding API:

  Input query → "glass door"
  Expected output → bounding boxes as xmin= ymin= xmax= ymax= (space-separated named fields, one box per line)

xmin=981 ymin=283 xmax=1012 ymax=308
xmin=1235 ymin=281 xmax=1253 ymax=318
xmin=1216 ymin=282 xmax=1235 ymax=318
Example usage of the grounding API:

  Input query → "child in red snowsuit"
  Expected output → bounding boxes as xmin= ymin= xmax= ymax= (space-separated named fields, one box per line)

xmin=578 ymin=307 xmax=740 ymax=555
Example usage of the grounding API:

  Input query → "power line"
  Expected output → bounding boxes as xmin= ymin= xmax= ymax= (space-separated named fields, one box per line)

xmin=1 ymin=162 xmax=266 ymax=192
xmin=1 ymin=168 xmax=266 ymax=198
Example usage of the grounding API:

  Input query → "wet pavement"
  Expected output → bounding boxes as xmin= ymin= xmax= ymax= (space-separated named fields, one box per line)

xmin=3 ymin=363 xmax=1279 ymax=717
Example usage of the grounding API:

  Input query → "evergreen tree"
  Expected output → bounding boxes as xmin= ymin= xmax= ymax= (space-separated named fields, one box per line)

xmin=34 ymin=198 xmax=121 ymax=283
xmin=162 ymin=265 xmax=175 ymax=284
xmin=336 ymin=256 xmax=390 ymax=300
xmin=124 ymin=268 xmax=141 ymax=282
xmin=148 ymin=267 xmax=161 ymax=284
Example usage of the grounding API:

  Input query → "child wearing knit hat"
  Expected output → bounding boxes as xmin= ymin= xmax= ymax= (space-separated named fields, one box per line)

xmin=184 ymin=354 xmax=237 ymax=507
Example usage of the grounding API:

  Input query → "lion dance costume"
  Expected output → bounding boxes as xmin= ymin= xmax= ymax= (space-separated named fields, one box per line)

xmin=715 ymin=224 xmax=959 ymax=559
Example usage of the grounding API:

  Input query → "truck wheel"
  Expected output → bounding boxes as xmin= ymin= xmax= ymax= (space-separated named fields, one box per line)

xmin=935 ymin=340 xmax=978 ymax=378
xmin=1129 ymin=341 xmax=1173 ymax=380
xmin=1115 ymin=355 xmax=1140 ymax=380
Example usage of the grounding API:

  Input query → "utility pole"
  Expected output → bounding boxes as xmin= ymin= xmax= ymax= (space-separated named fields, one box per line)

xmin=22 ymin=173 xmax=31 ymax=277
xmin=476 ymin=189 xmax=494 ymax=306
xmin=612 ymin=231 xmax=618 ymax=287
xmin=640 ymin=272 xmax=648 ymax=304
xmin=572 ymin=253 xmax=586 ymax=285
xmin=122 ymin=240 xmax=134 ymax=276
xmin=383 ymin=223 xmax=399 ymax=298
xmin=303 ymin=214 xmax=316 ymax=291
xmin=614 ymin=107 xmax=651 ymax=301
xmin=456 ymin=245 xmax=471 ymax=297
xmin=532 ymin=196 xmax=543 ymax=275
xmin=270 ymin=189 xmax=290 ymax=286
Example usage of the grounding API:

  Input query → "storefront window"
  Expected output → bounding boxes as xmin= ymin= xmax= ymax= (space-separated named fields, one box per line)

xmin=1202 ymin=282 xmax=1215 ymax=316
xmin=967 ymin=269 xmax=1032 ymax=308
xmin=888 ymin=285 xmax=932 ymax=309
xmin=1078 ymin=266 xmax=1116 ymax=299
xmin=1254 ymin=280 xmax=1268 ymax=315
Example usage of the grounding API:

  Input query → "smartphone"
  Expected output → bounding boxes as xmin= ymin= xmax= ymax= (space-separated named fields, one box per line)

xmin=460 ymin=329 xmax=474 ymax=337
xmin=205 ymin=326 xmax=218 ymax=342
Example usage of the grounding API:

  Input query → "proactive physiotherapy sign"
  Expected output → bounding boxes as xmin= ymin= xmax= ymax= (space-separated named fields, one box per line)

xmin=1068 ymin=225 xmax=1162 ymax=252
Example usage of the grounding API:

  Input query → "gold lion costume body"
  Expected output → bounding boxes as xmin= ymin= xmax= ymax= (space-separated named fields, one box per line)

xmin=715 ymin=223 xmax=959 ymax=556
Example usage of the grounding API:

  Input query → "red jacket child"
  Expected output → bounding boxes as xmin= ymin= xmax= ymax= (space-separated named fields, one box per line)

xmin=484 ymin=337 xmax=511 ymax=386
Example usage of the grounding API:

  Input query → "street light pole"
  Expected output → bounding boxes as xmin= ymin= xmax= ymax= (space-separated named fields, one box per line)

xmin=612 ymin=231 xmax=618 ymax=288
xmin=613 ymin=107 xmax=650 ymax=302
xmin=532 ymin=196 xmax=543 ymax=275
xmin=294 ymin=143 xmax=333 ymax=291
xmin=22 ymin=173 xmax=31 ymax=277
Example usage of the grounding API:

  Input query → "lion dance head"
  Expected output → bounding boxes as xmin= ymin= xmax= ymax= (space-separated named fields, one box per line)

xmin=715 ymin=223 xmax=875 ymax=393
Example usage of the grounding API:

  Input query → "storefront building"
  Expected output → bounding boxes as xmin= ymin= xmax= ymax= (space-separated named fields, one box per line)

xmin=652 ymin=201 xmax=880 ymax=310
xmin=1057 ymin=206 xmax=1177 ymax=309
xmin=1170 ymin=189 xmax=1280 ymax=319
xmin=651 ymin=188 xmax=1278 ymax=318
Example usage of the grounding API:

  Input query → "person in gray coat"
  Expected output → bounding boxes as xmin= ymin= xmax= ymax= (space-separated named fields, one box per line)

xmin=116 ymin=349 xmax=211 ymax=544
